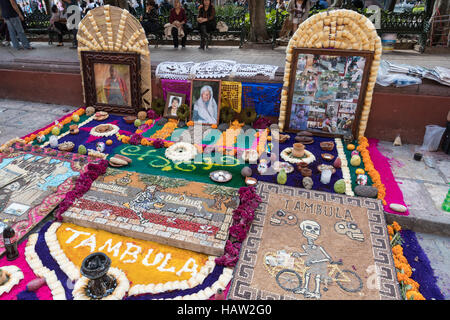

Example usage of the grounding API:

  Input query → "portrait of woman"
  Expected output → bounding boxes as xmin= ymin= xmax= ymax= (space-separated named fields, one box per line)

xmin=190 ymin=80 xmax=221 ymax=125
xmin=164 ymin=92 xmax=186 ymax=119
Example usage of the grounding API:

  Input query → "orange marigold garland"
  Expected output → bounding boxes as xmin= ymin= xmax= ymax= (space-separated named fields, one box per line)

xmin=357 ymin=137 xmax=386 ymax=205
xmin=388 ymin=221 xmax=426 ymax=300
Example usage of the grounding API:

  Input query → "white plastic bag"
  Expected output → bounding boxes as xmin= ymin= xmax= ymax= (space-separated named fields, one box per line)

xmin=421 ymin=125 xmax=446 ymax=152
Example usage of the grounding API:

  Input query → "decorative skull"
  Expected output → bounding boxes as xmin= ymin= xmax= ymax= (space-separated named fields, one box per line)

xmin=270 ymin=209 xmax=298 ymax=226
xmin=334 ymin=220 xmax=365 ymax=242
xmin=299 ymin=220 xmax=321 ymax=240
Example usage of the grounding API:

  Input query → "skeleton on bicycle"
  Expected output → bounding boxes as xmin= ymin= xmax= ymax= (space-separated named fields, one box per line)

xmin=291 ymin=219 xmax=336 ymax=299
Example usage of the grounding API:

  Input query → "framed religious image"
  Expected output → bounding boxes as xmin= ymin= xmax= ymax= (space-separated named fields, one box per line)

xmin=285 ymin=48 xmax=373 ymax=138
xmin=190 ymin=79 xmax=221 ymax=126
xmin=164 ymin=92 xmax=186 ymax=119
xmin=81 ymin=51 xmax=141 ymax=114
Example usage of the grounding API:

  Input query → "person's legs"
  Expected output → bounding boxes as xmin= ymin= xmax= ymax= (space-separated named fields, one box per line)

xmin=71 ymin=28 xmax=78 ymax=48
xmin=199 ymin=23 xmax=207 ymax=49
xmin=10 ymin=16 xmax=31 ymax=49
xmin=171 ymin=26 xmax=179 ymax=48
xmin=5 ymin=18 xmax=21 ymax=49
xmin=54 ymin=22 xmax=64 ymax=44
xmin=181 ymin=24 xmax=188 ymax=47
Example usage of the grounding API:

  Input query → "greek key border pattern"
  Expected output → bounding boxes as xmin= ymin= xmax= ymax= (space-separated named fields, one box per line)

xmin=228 ymin=182 xmax=400 ymax=300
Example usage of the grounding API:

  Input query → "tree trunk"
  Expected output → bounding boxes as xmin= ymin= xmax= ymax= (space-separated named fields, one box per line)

xmin=248 ymin=0 xmax=269 ymax=42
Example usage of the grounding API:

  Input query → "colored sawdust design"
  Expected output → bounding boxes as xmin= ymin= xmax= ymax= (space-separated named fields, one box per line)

xmin=343 ymin=140 xmax=374 ymax=190
xmin=112 ymin=144 xmax=246 ymax=188
xmin=228 ymin=182 xmax=401 ymax=300
xmin=0 ymin=148 xmax=84 ymax=255
xmin=55 ymin=222 xmax=209 ymax=286
xmin=251 ymin=134 xmax=345 ymax=193
xmin=61 ymin=169 xmax=239 ymax=256
xmin=367 ymin=139 xmax=409 ymax=216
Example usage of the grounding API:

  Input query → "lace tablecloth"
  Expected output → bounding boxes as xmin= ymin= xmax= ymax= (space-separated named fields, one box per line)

xmin=155 ymin=60 xmax=279 ymax=80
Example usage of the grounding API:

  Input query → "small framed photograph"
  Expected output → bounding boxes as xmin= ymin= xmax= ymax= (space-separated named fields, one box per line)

xmin=164 ymin=92 xmax=186 ymax=119
xmin=190 ymin=79 xmax=221 ymax=126
xmin=81 ymin=51 xmax=141 ymax=115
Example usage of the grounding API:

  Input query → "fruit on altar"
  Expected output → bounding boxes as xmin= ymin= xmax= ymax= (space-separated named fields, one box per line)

xmin=350 ymin=155 xmax=361 ymax=167
xmin=78 ymin=145 xmax=87 ymax=155
xmin=51 ymin=127 xmax=60 ymax=136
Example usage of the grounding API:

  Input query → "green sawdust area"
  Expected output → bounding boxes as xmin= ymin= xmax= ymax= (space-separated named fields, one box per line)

xmin=144 ymin=125 xmax=256 ymax=149
xmin=343 ymin=141 xmax=373 ymax=190
xmin=31 ymin=113 xmax=91 ymax=146
xmin=111 ymin=144 xmax=247 ymax=189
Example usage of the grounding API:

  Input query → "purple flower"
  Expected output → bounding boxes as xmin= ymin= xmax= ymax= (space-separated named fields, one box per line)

xmin=253 ymin=117 xmax=272 ymax=129
xmin=153 ymin=138 xmax=165 ymax=149
xmin=147 ymin=109 xmax=158 ymax=120
xmin=129 ymin=133 xmax=143 ymax=145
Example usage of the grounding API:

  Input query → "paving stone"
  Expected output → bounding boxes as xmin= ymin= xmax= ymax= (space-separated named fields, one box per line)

xmin=415 ymin=232 xmax=450 ymax=299
xmin=423 ymin=183 xmax=450 ymax=213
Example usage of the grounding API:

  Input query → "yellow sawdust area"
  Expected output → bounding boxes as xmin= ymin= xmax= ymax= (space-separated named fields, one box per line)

xmin=56 ymin=223 xmax=209 ymax=285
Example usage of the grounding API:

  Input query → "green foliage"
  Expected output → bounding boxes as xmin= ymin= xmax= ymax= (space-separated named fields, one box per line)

xmin=216 ymin=4 xmax=245 ymax=17
xmin=240 ymin=108 xmax=257 ymax=125
xmin=176 ymin=104 xmax=190 ymax=121
xmin=139 ymin=175 xmax=190 ymax=189
xmin=220 ymin=106 xmax=235 ymax=123
xmin=151 ymin=98 xmax=165 ymax=116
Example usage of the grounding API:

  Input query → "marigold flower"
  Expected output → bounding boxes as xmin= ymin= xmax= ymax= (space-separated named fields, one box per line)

xmin=392 ymin=245 xmax=403 ymax=256
xmin=387 ymin=225 xmax=394 ymax=236
xmin=392 ymin=221 xmax=402 ymax=232
xmin=406 ymin=290 xmax=425 ymax=300
xmin=397 ymin=272 xmax=409 ymax=283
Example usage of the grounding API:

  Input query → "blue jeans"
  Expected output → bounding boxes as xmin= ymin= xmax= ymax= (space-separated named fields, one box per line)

xmin=5 ymin=16 xmax=30 ymax=49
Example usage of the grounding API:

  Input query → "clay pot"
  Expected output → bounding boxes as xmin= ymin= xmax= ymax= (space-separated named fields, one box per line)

xmin=320 ymin=141 xmax=335 ymax=151
xmin=124 ymin=116 xmax=137 ymax=124
xmin=297 ymin=162 xmax=309 ymax=171
xmin=292 ymin=143 xmax=305 ymax=158
xmin=300 ymin=167 xmax=312 ymax=177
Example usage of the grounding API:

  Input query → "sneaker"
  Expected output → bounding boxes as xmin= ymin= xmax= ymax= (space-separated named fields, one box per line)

xmin=2 ymin=41 xmax=10 ymax=46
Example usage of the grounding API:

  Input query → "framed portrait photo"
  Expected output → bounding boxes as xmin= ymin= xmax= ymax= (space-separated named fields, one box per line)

xmin=285 ymin=48 xmax=373 ymax=138
xmin=164 ymin=92 xmax=186 ymax=119
xmin=81 ymin=51 xmax=141 ymax=115
xmin=190 ymin=79 xmax=221 ymax=126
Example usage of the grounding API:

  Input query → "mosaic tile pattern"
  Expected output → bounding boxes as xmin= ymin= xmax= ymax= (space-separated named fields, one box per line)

xmin=62 ymin=169 xmax=239 ymax=255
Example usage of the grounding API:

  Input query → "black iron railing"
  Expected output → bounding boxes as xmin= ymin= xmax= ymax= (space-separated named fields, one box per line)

xmin=21 ymin=2 xmax=435 ymax=52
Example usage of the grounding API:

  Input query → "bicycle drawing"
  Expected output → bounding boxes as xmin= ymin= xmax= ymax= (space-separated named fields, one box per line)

xmin=263 ymin=218 xmax=363 ymax=299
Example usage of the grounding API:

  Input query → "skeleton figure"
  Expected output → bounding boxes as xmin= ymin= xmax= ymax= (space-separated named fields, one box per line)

xmin=128 ymin=186 xmax=165 ymax=212
xmin=292 ymin=220 xmax=333 ymax=299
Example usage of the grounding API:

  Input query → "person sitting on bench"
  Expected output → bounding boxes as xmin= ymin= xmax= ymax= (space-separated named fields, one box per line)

xmin=141 ymin=0 xmax=160 ymax=39
xmin=197 ymin=0 xmax=216 ymax=50
xmin=49 ymin=4 xmax=68 ymax=46
xmin=169 ymin=0 xmax=188 ymax=49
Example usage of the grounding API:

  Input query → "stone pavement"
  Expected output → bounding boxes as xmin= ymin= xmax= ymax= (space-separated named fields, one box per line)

xmin=1 ymin=42 xmax=450 ymax=69
xmin=0 ymin=98 xmax=449 ymax=299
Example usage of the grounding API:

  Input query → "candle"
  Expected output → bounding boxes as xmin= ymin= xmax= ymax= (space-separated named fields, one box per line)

xmin=320 ymin=169 xmax=332 ymax=184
